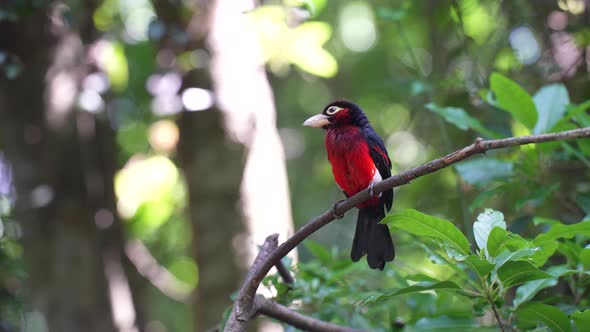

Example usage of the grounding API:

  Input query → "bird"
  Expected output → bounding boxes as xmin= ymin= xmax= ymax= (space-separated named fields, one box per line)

xmin=303 ymin=100 xmax=395 ymax=270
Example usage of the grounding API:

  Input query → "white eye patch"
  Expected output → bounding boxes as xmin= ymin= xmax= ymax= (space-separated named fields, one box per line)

xmin=326 ymin=106 xmax=342 ymax=115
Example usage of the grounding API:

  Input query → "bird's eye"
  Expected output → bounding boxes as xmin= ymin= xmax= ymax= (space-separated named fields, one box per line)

xmin=326 ymin=106 xmax=340 ymax=115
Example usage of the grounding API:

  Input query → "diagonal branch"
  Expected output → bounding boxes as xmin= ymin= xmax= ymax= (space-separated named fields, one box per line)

xmin=253 ymin=295 xmax=366 ymax=332
xmin=224 ymin=126 xmax=590 ymax=332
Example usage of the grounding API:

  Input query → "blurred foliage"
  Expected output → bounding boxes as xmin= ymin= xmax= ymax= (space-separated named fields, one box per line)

xmin=2 ymin=0 xmax=590 ymax=331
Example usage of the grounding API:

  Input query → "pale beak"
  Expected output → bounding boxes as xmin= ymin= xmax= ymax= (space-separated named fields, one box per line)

xmin=303 ymin=114 xmax=330 ymax=128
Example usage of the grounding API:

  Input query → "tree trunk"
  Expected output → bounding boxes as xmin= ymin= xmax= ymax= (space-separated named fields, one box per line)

xmin=0 ymin=3 xmax=136 ymax=332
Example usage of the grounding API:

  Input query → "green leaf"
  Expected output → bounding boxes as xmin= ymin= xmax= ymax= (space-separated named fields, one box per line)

xmin=469 ymin=185 xmax=506 ymax=212
xmin=533 ymin=84 xmax=570 ymax=134
xmin=513 ymin=268 xmax=561 ymax=308
xmin=532 ymin=217 xmax=561 ymax=226
xmin=513 ymin=278 xmax=558 ymax=308
xmin=498 ymin=261 xmax=552 ymax=288
xmin=494 ymin=248 xmax=540 ymax=274
xmin=304 ymin=240 xmax=331 ymax=263
xmin=530 ymin=241 xmax=559 ymax=267
xmin=515 ymin=183 xmax=560 ymax=210
xmin=581 ymin=248 xmax=590 ymax=269
xmin=490 ymin=72 xmax=537 ymax=129
xmin=516 ymin=303 xmax=571 ymax=332
xmin=426 ymin=103 xmax=499 ymax=138
xmin=486 ymin=227 xmax=530 ymax=259
xmin=404 ymin=316 xmax=483 ymax=332
xmin=473 ymin=209 xmax=506 ymax=251
xmin=572 ymin=310 xmax=590 ymax=332
xmin=363 ymin=281 xmax=463 ymax=305
xmin=385 ymin=209 xmax=471 ymax=257
xmin=376 ymin=7 xmax=408 ymax=21
xmin=534 ymin=220 xmax=590 ymax=244
xmin=455 ymin=158 xmax=514 ymax=187
xmin=464 ymin=255 xmax=494 ymax=277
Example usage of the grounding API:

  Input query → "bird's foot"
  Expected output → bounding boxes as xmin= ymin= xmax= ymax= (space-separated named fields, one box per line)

xmin=368 ymin=183 xmax=375 ymax=197
xmin=331 ymin=200 xmax=345 ymax=219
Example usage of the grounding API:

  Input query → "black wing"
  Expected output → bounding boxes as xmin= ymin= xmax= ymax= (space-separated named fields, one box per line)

xmin=363 ymin=127 xmax=394 ymax=211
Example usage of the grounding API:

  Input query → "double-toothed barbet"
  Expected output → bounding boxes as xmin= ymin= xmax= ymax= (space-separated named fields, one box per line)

xmin=303 ymin=100 xmax=395 ymax=270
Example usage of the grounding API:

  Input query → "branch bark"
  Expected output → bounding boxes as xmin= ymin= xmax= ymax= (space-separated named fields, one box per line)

xmin=224 ymin=127 xmax=590 ymax=332
xmin=254 ymin=295 xmax=366 ymax=332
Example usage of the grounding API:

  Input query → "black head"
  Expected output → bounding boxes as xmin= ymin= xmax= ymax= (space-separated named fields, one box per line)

xmin=304 ymin=100 xmax=369 ymax=129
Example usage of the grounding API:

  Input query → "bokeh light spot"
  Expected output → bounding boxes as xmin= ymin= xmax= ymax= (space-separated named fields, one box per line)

xmin=148 ymin=120 xmax=179 ymax=154
xmin=181 ymin=88 xmax=214 ymax=111
xmin=339 ymin=2 xmax=377 ymax=52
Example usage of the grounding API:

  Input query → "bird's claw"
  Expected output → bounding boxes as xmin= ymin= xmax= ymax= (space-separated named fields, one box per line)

xmin=368 ymin=183 xmax=375 ymax=197
xmin=332 ymin=200 xmax=345 ymax=219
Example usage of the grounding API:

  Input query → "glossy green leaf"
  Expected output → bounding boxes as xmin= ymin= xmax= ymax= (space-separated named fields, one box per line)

xmin=513 ymin=277 xmax=558 ymax=308
xmin=498 ymin=261 xmax=551 ymax=288
xmin=490 ymin=72 xmax=537 ymax=129
xmin=426 ymin=103 xmax=499 ymax=138
xmin=455 ymin=158 xmax=514 ymax=187
xmin=362 ymin=281 xmax=463 ymax=305
xmin=473 ymin=209 xmax=506 ymax=251
xmin=494 ymin=248 xmax=540 ymax=273
xmin=464 ymin=255 xmax=494 ymax=277
xmin=530 ymin=241 xmax=559 ymax=267
xmin=533 ymin=84 xmax=570 ymax=134
xmin=487 ymin=227 xmax=530 ymax=259
xmin=516 ymin=303 xmax=571 ymax=332
xmin=512 ymin=265 xmax=568 ymax=308
xmin=572 ymin=310 xmax=590 ymax=332
xmin=385 ymin=209 xmax=471 ymax=257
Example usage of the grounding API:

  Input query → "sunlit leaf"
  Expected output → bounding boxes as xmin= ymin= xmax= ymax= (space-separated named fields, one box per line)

xmin=101 ymin=41 xmax=129 ymax=92
xmin=533 ymin=84 xmax=570 ymax=134
xmin=497 ymin=261 xmax=551 ymax=288
xmin=455 ymin=158 xmax=514 ymax=187
xmin=490 ymin=72 xmax=537 ymax=129
xmin=426 ymin=103 xmax=499 ymax=138
xmin=286 ymin=0 xmax=327 ymax=17
xmin=473 ymin=209 xmax=506 ymax=251
xmin=168 ymin=257 xmax=198 ymax=289
xmin=288 ymin=22 xmax=337 ymax=77
xmin=385 ymin=209 xmax=471 ymax=258
xmin=516 ymin=303 xmax=571 ymax=332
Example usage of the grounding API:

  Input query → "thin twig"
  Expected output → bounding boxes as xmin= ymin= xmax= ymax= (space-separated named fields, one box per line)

xmin=224 ymin=127 xmax=590 ymax=332
xmin=254 ymin=295 xmax=367 ymax=332
xmin=488 ymin=291 xmax=507 ymax=332
xmin=274 ymin=260 xmax=294 ymax=286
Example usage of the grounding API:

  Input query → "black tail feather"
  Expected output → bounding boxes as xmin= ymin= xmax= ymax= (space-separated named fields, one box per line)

xmin=351 ymin=204 xmax=395 ymax=270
